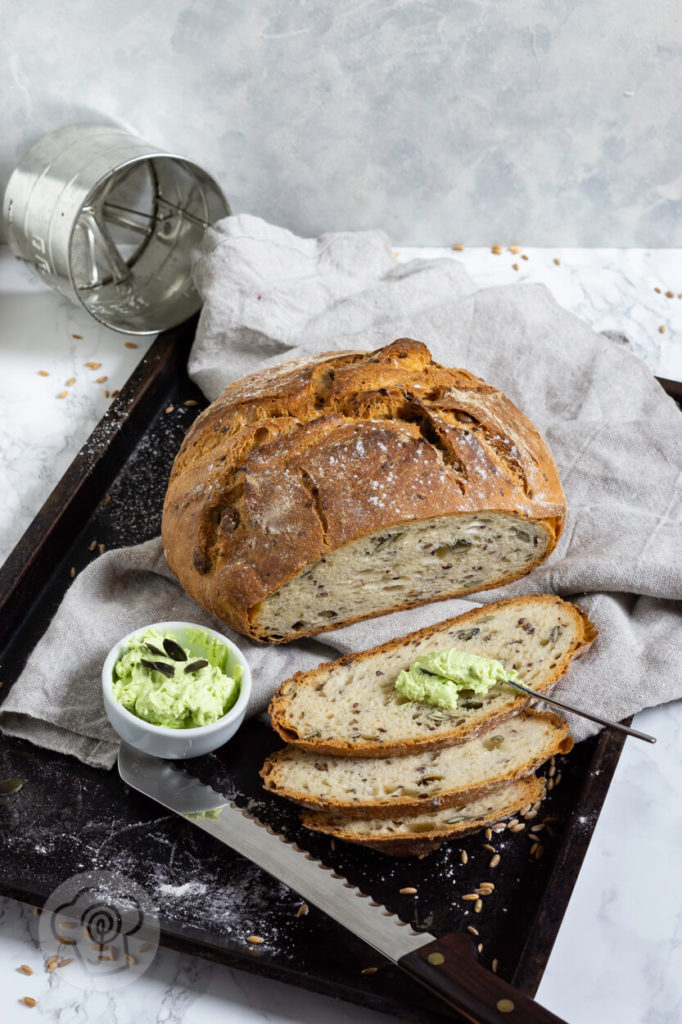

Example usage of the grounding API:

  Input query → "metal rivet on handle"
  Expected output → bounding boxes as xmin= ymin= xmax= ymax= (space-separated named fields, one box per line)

xmin=427 ymin=952 xmax=445 ymax=965
xmin=496 ymin=998 xmax=515 ymax=1013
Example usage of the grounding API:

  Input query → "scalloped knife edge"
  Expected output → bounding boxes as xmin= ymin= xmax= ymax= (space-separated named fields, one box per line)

xmin=117 ymin=742 xmax=568 ymax=1024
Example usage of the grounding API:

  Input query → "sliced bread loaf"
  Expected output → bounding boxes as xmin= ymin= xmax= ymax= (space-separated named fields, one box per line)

xmin=260 ymin=710 xmax=571 ymax=818
xmin=300 ymin=774 xmax=545 ymax=857
xmin=268 ymin=595 xmax=595 ymax=757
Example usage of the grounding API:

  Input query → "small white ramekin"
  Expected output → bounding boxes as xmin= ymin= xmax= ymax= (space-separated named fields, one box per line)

xmin=102 ymin=621 xmax=251 ymax=759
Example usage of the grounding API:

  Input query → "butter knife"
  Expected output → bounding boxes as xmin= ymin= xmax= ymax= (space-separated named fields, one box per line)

xmin=118 ymin=742 xmax=568 ymax=1024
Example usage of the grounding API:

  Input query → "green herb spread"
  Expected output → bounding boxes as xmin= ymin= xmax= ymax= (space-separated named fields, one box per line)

xmin=112 ymin=628 xmax=241 ymax=729
xmin=394 ymin=647 xmax=516 ymax=709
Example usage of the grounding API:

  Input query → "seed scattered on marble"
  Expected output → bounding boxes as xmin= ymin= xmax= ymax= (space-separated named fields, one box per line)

xmin=89 ymin=540 xmax=97 ymax=551
xmin=98 ymin=543 xmax=106 ymax=554
xmin=659 ymin=325 xmax=666 ymax=333
xmin=482 ymin=843 xmax=496 ymax=853
xmin=125 ymin=342 xmax=138 ymax=349
xmin=84 ymin=361 xmax=101 ymax=370
xmin=65 ymin=377 xmax=76 ymax=387
xmin=57 ymin=391 xmax=68 ymax=399
xmin=72 ymin=334 xmax=83 ymax=339
xmin=38 ymin=370 xmax=49 ymax=376
xmin=101 ymin=495 xmax=112 ymax=507
xmin=553 ymin=257 xmax=561 ymax=265
xmin=460 ymin=850 xmax=468 ymax=864
xmin=521 ymin=254 xmax=529 ymax=260
xmin=184 ymin=399 xmax=199 ymax=407
xmin=296 ymin=903 xmax=309 ymax=917
xmin=21 ymin=997 xmax=37 ymax=1007
xmin=111 ymin=390 xmax=120 ymax=397
xmin=18 ymin=965 xmax=33 ymax=975
xmin=654 ymin=287 xmax=662 ymax=293
xmin=512 ymin=263 xmax=519 ymax=270
xmin=508 ymin=245 xmax=521 ymax=254
xmin=492 ymin=958 xmax=499 ymax=973
xmin=96 ymin=376 xmax=108 ymax=383
xmin=246 ymin=935 xmax=264 ymax=945
xmin=462 ymin=893 xmax=479 ymax=901
xmin=489 ymin=854 xmax=501 ymax=868
xmin=467 ymin=925 xmax=479 ymax=936
xmin=452 ymin=244 xmax=464 ymax=251
xmin=361 ymin=966 xmax=378 ymax=975
xmin=484 ymin=828 xmax=493 ymax=841
xmin=69 ymin=567 xmax=76 ymax=579
xmin=491 ymin=245 xmax=502 ymax=254
xmin=509 ymin=823 xmax=526 ymax=833
xmin=57 ymin=958 xmax=73 ymax=968
xmin=666 ymin=290 xmax=674 ymax=298
xmin=165 ymin=405 xmax=175 ymax=414
xmin=399 ymin=887 xmax=418 ymax=895
xmin=474 ymin=899 xmax=483 ymax=913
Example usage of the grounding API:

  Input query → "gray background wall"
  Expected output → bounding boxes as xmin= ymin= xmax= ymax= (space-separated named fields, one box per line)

xmin=2 ymin=0 xmax=681 ymax=245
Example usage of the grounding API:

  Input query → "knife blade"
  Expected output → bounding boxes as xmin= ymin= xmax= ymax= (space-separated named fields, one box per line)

xmin=118 ymin=742 xmax=568 ymax=1024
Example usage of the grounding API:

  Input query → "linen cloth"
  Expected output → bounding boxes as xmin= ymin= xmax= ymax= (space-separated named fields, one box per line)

xmin=2 ymin=215 xmax=680 ymax=769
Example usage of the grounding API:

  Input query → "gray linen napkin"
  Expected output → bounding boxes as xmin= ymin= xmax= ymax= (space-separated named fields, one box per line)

xmin=2 ymin=214 xmax=681 ymax=769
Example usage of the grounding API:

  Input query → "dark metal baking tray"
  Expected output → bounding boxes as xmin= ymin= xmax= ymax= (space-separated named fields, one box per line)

xmin=1 ymin=318 xmax=671 ymax=1022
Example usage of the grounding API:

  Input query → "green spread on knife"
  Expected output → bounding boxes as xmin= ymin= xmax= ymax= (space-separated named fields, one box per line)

xmin=394 ymin=647 xmax=516 ymax=709
xmin=185 ymin=808 xmax=223 ymax=820
xmin=112 ymin=628 xmax=241 ymax=728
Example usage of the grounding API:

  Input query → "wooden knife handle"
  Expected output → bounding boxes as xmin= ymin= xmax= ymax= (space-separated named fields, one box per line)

xmin=399 ymin=933 xmax=569 ymax=1024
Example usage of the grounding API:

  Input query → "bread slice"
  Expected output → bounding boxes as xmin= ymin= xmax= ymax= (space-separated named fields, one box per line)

xmin=260 ymin=710 xmax=571 ymax=819
xmin=268 ymin=595 xmax=595 ymax=757
xmin=300 ymin=774 xmax=545 ymax=857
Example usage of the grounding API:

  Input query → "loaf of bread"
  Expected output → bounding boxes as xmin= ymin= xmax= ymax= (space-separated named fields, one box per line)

xmin=162 ymin=339 xmax=566 ymax=643
xmin=260 ymin=710 xmax=571 ymax=818
xmin=269 ymin=594 xmax=595 ymax=757
xmin=300 ymin=775 xmax=545 ymax=856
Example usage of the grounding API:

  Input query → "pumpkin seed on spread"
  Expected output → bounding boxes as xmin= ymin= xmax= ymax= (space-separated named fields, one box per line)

xmin=184 ymin=659 xmax=209 ymax=673
xmin=163 ymin=637 xmax=188 ymax=661
xmin=140 ymin=659 xmax=175 ymax=678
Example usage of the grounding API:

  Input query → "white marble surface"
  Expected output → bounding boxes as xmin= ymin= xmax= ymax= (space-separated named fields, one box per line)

xmin=0 ymin=245 xmax=681 ymax=1023
xmin=2 ymin=1 xmax=682 ymax=246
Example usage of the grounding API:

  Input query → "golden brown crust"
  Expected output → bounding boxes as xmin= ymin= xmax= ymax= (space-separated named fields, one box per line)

xmin=259 ymin=710 xmax=572 ymax=819
xmin=162 ymin=339 xmax=566 ymax=642
xmin=268 ymin=594 xmax=597 ymax=756
xmin=300 ymin=775 xmax=546 ymax=857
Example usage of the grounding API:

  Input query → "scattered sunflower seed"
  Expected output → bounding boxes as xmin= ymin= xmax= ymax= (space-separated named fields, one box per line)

xmin=96 ymin=376 xmax=108 ymax=384
xmin=491 ymin=245 xmax=502 ymax=254
xmin=84 ymin=361 xmax=101 ymax=369
xmin=66 ymin=377 xmax=76 ymax=387
xmin=460 ymin=850 xmax=468 ymax=864
xmin=21 ymin=997 xmax=37 ymax=1007
xmin=18 ymin=965 xmax=33 ymax=975
xmin=57 ymin=391 xmax=68 ymax=399
xmin=399 ymin=887 xmax=417 ymax=895
xmin=38 ymin=370 xmax=49 ymax=377
xmin=474 ymin=899 xmax=483 ymax=913
xmin=462 ymin=893 xmax=479 ymax=901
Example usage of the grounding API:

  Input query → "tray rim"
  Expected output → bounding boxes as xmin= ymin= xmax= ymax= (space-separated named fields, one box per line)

xmin=2 ymin=317 xmax=676 ymax=1014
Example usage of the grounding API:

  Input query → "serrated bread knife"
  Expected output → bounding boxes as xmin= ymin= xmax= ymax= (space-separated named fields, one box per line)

xmin=118 ymin=743 xmax=568 ymax=1024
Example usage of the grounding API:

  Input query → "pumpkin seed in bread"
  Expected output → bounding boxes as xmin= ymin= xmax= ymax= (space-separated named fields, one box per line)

xmin=268 ymin=595 xmax=596 ymax=757
xmin=260 ymin=710 xmax=571 ymax=819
